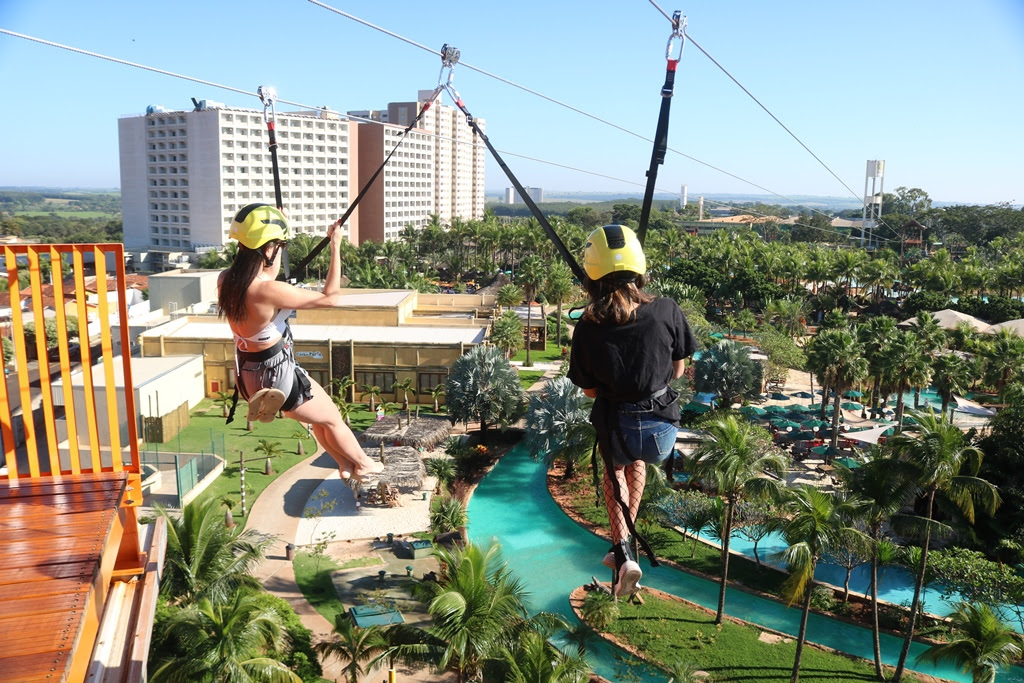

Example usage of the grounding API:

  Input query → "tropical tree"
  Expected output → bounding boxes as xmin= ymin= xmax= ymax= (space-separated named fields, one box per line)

xmin=314 ymin=616 xmax=386 ymax=683
xmin=805 ymin=328 xmax=868 ymax=448
xmin=857 ymin=316 xmax=898 ymax=418
xmin=429 ymin=383 xmax=446 ymax=413
xmin=881 ymin=331 xmax=928 ymax=427
xmin=446 ymin=345 xmax=526 ymax=445
xmin=497 ymin=283 xmax=524 ymax=311
xmin=931 ymin=352 xmax=972 ymax=416
xmin=429 ymin=495 xmax=467 ymax=536
xmin=332 ymin=397 xmax=355 ymax=427
xmin=693 ymin=417 xmax=786 ymax=624
xmin=498 ymin=628 xmax=590 ymax=683
xmin=523 ymin=376 xmax=594 ymax=480
xmin=543 ymin=261 xmax=574 ymax=348
xmin=518 ymin=254 xmax=545 ymax=367
xmin=332 ymin=375 xmax=355 ymax=402
xmin=360 ymin=384 xmax=383 ymax=413
xmin=843 ymin=451 xmax=919 ymax=679
xmin=491 ymin=309 xmax=525 ymax=359
xmin=398 ymin=542 xmax=535 ymax=683
xmin=254 ymin=439 xmax=284 ymax=460
xmin=764 ymin=297 xmax=808 ymax=338
xmin=889 ymin=411 xmax=1002 ymax=683
xmin=158 ymin=499 xmax=268 ymax=604
xmin=773 ymin=485 xmax=867 ymax=683
xmin=150 ymin=592 xmax=301 ymax=683
xmin=916 ymin=602 xmax=1024 ymax=683
xmin=692 ymin=339 xmax=761 ymax=406
xmin=425 ymin=457 xmax=456 ymax=493
xmin=580 ymin=590 xmax=619 ymax=630
xmin=392 ymin=377 xmax=416 ymax=411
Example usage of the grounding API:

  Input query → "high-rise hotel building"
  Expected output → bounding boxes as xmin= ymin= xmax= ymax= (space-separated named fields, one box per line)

xmin=119 ymin=102 xmax=355 ymax=269
xmin=119 ymin=96 xmax=485 ymax=269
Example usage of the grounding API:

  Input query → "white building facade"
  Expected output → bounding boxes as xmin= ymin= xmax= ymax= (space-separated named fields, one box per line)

xmin=119 ymin=103 xmax=353 ymax=267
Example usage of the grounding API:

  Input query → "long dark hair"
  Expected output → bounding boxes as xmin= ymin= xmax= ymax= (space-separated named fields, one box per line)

xmin=583 ymin=272 xmax=654 ymax=325
xmin=218 ymin=245 xmax=269 ymax=323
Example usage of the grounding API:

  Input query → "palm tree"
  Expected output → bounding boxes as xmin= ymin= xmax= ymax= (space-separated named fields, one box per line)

xmin=692 ymin=339 xmax=760 ymax=407
xmin=931 ymin=353 xmax=972 ymax=416
xmin=158 ymin=499 xmax=268 ymax=604
xmin=360 ymin=384 xmax=383 ymax=413
xmin=332 ymin=396 xmax=356 ymax=427
xmin=518 ymin=254 xmax=545 ymax=367
xmin=425 ymin=457 xmax=456 ymax=493
xmin=407 ymin=541 xmax=533 ymax=683
xmin=213 ymin=390 xmax=233 ymax=418
xmin=916 ymin=601 xmax=1024 ymax=683
xmin=332 ymin=375 xmax=355 ymax=402
xmin=429 ymin=383 xmax=446 ymax=413
xmin=773 ymin=485 xmax=867 ymax=683
xmin=523 ymin=376 xmax=595 ymax=480
xmin=314 ymin=616 xmax=386 ymax=683
xmin=880 ymin=330 xmax=928 ymax=427
xmin=580 ymin=590 xmax=619 ymax=630
xmin=150 ymin=592 xmax=301 ymax=683
xmin=499 ymin=628 xmax=590 ymax=683
xmin=889 ymin=411 xmax=1002 ymax=683
xmin=392 ymin=376 xmax=416 ymax=411
xmin=764 ymin=297 xmax=807 ymax=338
xmin=497 ymin=283 xmax=524 ymax=312
xmin=844 ymin=451 xmax=919 ymax=679
xmin=429 ymin=495 xmax=467 ymax=536
xmin=693 ymin=417 xmax=787 ymax=624
xmin=857 ymin=316 xmax=898 ymax=419
xmin=446 ymin=345 xmax=526 ymax=445
xmin=806 ymin=328 xmax=868 ymax=448
xmin=543 ymin=261 xmax=574 ymax=348
xmin=491 ymin=309 xmax=525 ymax=359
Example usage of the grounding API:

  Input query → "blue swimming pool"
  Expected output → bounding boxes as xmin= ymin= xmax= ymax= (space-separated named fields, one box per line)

xmin=468 ymin=444 xmax=1023 ymax=682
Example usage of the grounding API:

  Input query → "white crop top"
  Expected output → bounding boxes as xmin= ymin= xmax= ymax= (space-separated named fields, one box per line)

xmin=233 ymin=308 xmax=292 ymax=351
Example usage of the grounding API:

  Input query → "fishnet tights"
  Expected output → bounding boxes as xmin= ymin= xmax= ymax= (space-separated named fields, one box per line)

xmin=602 ymin=460 xmax=646 ymax=544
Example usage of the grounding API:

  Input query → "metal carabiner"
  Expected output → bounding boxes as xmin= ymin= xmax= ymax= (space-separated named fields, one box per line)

xmin=437 ymin=43 xmax=461 ymax=91
xmin=257 ymin=85 xmax=277 ymax=124
xmin=665 ymin=11 xmax=686 ymax=62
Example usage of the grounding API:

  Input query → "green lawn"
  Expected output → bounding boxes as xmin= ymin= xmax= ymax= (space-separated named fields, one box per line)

xmin=607 ymin=593 xmax=916 ymax=682
xmin=517 ymin=370 xmax=547 ymax=390
xmin=153 ymin=398 xmax=381 ymax=526
xmin=293 ymin=551 xmax=348 ymax=625
xmin=511 ymin=340 xmax=567 ymax=365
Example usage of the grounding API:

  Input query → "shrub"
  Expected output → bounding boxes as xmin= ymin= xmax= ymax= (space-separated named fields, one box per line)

xmin=581 ymin=590 xmax=619 ymax=630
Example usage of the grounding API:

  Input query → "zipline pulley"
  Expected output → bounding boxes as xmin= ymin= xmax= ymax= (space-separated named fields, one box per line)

xmin=665 ymin=11 xmax=686 ymax=75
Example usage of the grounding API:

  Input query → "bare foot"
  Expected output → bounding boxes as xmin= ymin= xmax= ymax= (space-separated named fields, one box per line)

xmin=339 ymin=467 xmax=353 ymax=480
xmin=353 ymin=460 xmax=385 ymax=480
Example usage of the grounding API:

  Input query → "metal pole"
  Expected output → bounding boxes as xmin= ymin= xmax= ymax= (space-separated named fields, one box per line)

xmin=239 ymin=450 xmax=246 ymax=517
xmin=174 ymin=452 xmax=182 ymax=508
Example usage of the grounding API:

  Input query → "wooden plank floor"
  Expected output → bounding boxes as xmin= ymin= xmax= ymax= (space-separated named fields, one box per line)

xmin=0 ymin=472 xmax=127 ymax=683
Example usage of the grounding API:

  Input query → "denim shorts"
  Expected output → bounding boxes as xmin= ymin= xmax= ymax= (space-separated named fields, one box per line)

xmin=611 ymin=407 xmax=678 ymax=468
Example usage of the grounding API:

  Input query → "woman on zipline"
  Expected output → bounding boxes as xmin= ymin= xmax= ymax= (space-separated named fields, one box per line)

xmin=218 ymin=203 xmax=384 ymax=480
xmin=568 ymin=225 xmax=698 ymax=597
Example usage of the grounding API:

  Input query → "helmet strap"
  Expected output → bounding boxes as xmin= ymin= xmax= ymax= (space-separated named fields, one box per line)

xmin=264 ymin=242 xmax=283 ymax=268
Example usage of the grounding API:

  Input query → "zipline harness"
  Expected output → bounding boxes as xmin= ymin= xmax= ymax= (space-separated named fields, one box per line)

xmin=432 ymin=17 xmax=685 ymax=568
xmin=258 ymin=86 xmax=291 ymax=281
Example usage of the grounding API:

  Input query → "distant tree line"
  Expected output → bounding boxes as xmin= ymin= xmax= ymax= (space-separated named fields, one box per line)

xmin=1 ymin=214 xmax=122 ymax=243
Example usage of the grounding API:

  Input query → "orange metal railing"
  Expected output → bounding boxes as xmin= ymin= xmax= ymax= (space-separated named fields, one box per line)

xmin=0 ymin=243 xmax=141 ymax=480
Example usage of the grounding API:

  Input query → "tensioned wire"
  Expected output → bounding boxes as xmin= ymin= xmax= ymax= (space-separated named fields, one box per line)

xmin=646 ymin=0 xmax=903 ymax=242
xmin=305 ymin=0 xmax=902 ymax=242
xmin=0 ymin=27 xmax=892 ymax=246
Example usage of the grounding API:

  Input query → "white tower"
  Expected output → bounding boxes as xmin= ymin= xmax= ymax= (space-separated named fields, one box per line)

xmin=861 ymin=160 xmax=885 ymax=249
xmin=681 ymin=184 xmax=688 ymax=208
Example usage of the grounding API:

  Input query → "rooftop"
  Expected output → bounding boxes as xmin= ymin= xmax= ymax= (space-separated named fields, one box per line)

xmin=143 ymin=320 xmax=488 ymax=345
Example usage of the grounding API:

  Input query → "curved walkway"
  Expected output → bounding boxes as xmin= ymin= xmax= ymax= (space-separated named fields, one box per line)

xmin=245 ymin=361 xmax=563 ymax=682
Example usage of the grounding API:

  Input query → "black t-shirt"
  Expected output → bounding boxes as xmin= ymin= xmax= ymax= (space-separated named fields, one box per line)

xmin=567 ymin=297 xmax=699 ymax=423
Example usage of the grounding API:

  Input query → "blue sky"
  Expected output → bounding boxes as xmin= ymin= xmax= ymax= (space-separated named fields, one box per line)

xmin=1 ymin=0 xmax=1022 ymax=206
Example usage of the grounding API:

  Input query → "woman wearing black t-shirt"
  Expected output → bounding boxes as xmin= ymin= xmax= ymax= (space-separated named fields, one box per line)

xmin=568 ymin=225 xmax=698 ymax=597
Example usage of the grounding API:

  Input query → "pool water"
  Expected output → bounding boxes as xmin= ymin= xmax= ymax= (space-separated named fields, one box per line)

xmin=469 ymin=445 xmax=1024 ymax=682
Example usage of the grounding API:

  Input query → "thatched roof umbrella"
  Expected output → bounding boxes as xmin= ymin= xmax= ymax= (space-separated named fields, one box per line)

xmin=360 ymin=415 xmax=403 ymax=446
xmin=400 ymin=417 xmax=452 ymax=450
xmin=361 ymin=445 xmax=426 ymax=490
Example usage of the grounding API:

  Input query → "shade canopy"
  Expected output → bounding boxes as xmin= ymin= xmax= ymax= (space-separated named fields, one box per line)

xmin=841 ymin=402 xmax=863 ymax=411
xmin=682 ymin=401 xmax=711 ymax=413
xmin=739 ymin=405 xmax=767 ymax=416
xmin=770 ymin=392 xmax=790 ymax=400
xmin=810 ymin=445 xmax=844 ymax=458
xmin=764 ymin=405 xmax=789 ymax=415
xmin=834 ymin=456 xmax=862 ymax=469
xmin=843 ymin=390 xmax=864 ymax=398
xmin=802 ymin=419 xmax=829 ymax=430
xmin=792 ymin=391 xmax=815 ymax=399
xmin=786 ymin=403 xmax=811 ymax=413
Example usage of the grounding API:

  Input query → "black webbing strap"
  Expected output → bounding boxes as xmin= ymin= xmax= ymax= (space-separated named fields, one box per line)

xmin=636 ymin=58 xmax=678 ymax=246
xmin=637 ymin=11 xmax=685 ymax=246
xmin=450 ymin=97 xmax=588 ymax=284
xmin=290 ymin=97 xmax=440 ymax=280
xmin=226 ymin=384 xmax=241 ymax=425
xmin=259 ymin=86 xmax=291 ymax=282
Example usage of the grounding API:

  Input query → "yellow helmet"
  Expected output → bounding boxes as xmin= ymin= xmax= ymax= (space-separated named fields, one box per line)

xmin=583 ymin=225 xmax=646 ymax=280
xmin=229 ymin=203 xmax=290 ymax=250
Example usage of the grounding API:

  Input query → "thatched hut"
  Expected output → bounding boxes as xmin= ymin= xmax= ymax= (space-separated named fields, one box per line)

xmin=359 ymin=416 xmax=451 ymax=451
xmin=360 ymin=445 xmax=426 ymax=490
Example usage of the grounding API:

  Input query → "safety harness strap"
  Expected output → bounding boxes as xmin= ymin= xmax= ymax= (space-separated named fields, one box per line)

xmin=291 ymin=94 xmax=442 ymax=279
xmin=636 ymin=11 xmax=685 ymax=246
xmin=258 ymin=86 xmax=291 ymax=281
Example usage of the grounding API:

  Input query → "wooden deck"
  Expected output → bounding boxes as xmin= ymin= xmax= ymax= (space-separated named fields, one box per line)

xmin=0 ymin=472 xmax=129 ymax=683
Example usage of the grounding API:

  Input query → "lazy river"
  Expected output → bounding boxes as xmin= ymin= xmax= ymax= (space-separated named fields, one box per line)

xmin=468 ymin=443 xmax=1024 ymax=682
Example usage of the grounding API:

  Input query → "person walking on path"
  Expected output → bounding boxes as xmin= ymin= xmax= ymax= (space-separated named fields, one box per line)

xmin=567 ymin=225 xmax=698 ymax=597
xmin=218 ymin=203 xmax=383 ymax=481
